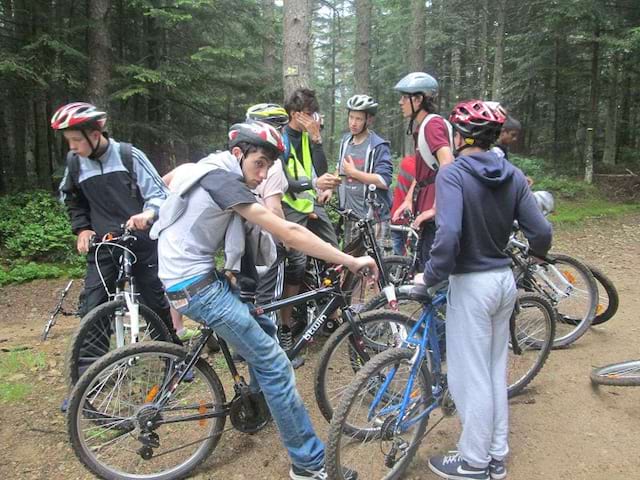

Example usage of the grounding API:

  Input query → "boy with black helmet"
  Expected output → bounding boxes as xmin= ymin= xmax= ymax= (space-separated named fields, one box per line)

xmin=153 ymin=121 xmax=373 ymax=480
xmin=391 ymin=72 xmax=454 ymax=270
xmin=423 ymin=100 xmax=552 ymax=480
xmin=337 ymin=94 xmax=393 ymax=244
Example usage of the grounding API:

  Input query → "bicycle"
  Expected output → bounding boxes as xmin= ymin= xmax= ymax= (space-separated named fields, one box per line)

xmin=42 ymin=279 xmax=78 ymax=341
xmin=591 ymin=359 xmax=640 ymax=386
xmin=65 ymin=227 xmax=172 ymax=386
xmin=66 ymin=265 xmax=414 ymax=480
xmin=324 ymin=285 xmax=556 ymax=480
xmin=585 ymin=263 xmax=619 ymax=326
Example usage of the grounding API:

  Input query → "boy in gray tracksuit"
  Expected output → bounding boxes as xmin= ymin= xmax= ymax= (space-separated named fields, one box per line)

xmin=424 ymin=100 xmax=552 ymax=480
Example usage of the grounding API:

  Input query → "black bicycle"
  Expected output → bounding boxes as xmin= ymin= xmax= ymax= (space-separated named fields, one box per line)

xmin=66 ymin=265 xmax=414 ymax=480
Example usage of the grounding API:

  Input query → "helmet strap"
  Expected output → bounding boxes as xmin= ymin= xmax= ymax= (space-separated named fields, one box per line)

xmin=83 ymin=130 xmax=105 ymax=160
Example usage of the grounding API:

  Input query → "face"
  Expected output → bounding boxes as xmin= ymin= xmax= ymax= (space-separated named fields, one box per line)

xmin=498 ymin=128 xmax=519 ymax=146
xmin=399 ymin=93 xmax=422 ymax=118
xmin=348 ymin=111 xmax=368 ymax=135
xmin=63 ymin=130 xmax=101 ymax=157
xmin=235 ymin=147 xmax=273 ymax=189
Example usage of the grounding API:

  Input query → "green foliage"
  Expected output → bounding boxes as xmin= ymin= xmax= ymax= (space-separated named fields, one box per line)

xmin=551 ymin=198 xmax=640 ymax=225
xmin=0 ymin=191 xmax=77 ymax=262
xmin=0 ymin=262 xmax=84 ymax=287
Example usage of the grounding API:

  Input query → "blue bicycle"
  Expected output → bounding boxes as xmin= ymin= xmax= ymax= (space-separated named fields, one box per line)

xmin=325 ymin=285 xmax=555 ymax=480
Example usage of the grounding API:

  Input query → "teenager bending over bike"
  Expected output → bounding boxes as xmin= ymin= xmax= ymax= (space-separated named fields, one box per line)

xmin=422 ymin=100 xmax=552 ymax=480
xmin=53 ymin=102 xmax=173 ymax=332
xmin=151 ymin=122 xmax=375 ymax=480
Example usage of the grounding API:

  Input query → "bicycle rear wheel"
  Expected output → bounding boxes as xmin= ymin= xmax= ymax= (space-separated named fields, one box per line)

xmin=67 ymin=341 xmax=226 ymax=480
xmin=326 ymin=348 xmax=433 ymax=480
xmin=590 ymin=360 xmax=640 ymax=386
xmin=586 ymin=264 xmax=619 ymax=326
xmin=507 ymin=293 xmax=555 ymax=397
xmin=67 ymin=299 xmax=172 ymax=385
xmin=314 ymin=310 xmax=417 ymax=426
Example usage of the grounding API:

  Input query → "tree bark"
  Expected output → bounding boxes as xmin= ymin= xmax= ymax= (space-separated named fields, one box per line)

xmin=24 ymin=100 xmax=38 ymax=188
xmin=409 ymin=0 xmax=426 ymax=71
xmin=87 ymin=0 xmax=112 ymax=108
xmin=602 ymin=53 xmax=621 ymax=165
xmin=262 ymin=0 xmax=277 ymax=88
xmin=283 ymin=0 xmax=312 ymax=98
xmin=585 ymin=127 xmax=594 ymax=184
xmin=451 ymin=44 xmax=461 ymax=103
xmin=354 ymin=0 xmax=371 ymax=93
xmin=478 ymin=0 xmax=489 ymax=98
xmin=491 ymin=0 xmax=507 ymax=99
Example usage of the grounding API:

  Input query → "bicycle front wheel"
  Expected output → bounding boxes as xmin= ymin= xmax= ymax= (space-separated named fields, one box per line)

xmin=326 ymin=348 xmax=433 ymax=480
xmin=590 ymin=360 xmax=640 ymax=386
xmin=67 ymin=299 xmax=172 ymax=385
xmin=314 ymin=310 xmax=417 ymax=426
xmin=586 ymin=264 xmax=619 ymax=326
xmin=508 ymin=293 xmax=555 ymax=397
xmin=67 ymin=341 xmax=226 ymax=480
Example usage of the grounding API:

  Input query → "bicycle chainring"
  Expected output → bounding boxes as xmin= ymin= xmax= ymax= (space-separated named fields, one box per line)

xmin=229 ymin=391 xmax=271 ymax=433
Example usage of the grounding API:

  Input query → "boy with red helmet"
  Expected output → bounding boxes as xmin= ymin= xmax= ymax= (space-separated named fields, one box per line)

xmin=423 ymin=100 xmax=552 ymax=480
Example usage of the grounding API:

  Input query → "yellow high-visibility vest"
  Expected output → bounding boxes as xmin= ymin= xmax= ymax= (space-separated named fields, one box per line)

xmin=283 ymin=132 xmax=316 ymax=214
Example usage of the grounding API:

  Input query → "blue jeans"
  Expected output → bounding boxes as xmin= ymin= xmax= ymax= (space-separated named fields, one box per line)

xmin=391 ymin=229 xmax=407 ymax=256
xmin=177 ymin=277 xmax=325 ymax=470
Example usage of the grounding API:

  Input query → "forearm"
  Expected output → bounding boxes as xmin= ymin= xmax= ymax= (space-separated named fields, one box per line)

xmin=405 ymin=180 xmax=417 ymax=206
xmin=311 ymin=143 xmax=328 ymax=175
xmin=348 ymin=170 xmax=388 ymax=189
xmin=284 ymin=223 xmax=354 ymax=266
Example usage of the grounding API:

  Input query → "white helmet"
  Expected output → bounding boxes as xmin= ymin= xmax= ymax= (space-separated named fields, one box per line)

xmin=533 ymin=191 xmax=555 ymax=216
xmin=346 ymin=94 xmax=378 ymax=115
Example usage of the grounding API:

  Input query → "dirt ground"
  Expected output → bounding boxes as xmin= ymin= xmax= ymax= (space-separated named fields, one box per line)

xmin=1 ymin=213 xmax=639 ymax=480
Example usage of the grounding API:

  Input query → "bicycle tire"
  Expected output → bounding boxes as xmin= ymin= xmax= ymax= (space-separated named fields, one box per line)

xmin=586 ymin=264 xmax=619 ymax=326
xmin=524 ymin=253 xmax=597 ymax=348
xmin=590 ymin=360 xmax=640 ymax=386
xmin=66 ymin=299 xmax=172 ymax=386
xmin=67 ymin=341 xmax=226 ymax=480
xmin=507 ymin=293 xmax=556 ymax=397
xmin=326 ymin=348 xmax=432 ymax=480
xmin=342 ymin=256 xmax=413 ymax=311
xmin=364 ymin=285 xmax=428 ymax=321
xmin=314 ymin=310 xmax=417 ymax=426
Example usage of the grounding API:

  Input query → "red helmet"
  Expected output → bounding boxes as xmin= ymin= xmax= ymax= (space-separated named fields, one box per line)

xmin=51 ymin=102 xmax=107 ymax=131
xmin=228 ymin=122 xmax=285 ymax=156
xmin=449 ymin=100 xmax=506 ymax=145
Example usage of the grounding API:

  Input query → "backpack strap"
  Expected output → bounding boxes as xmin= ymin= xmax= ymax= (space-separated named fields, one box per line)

xmin=66 ymin=151 xmax=81 ymax=189
xmin=119 ymin=142 xmax=138 ymax=199
xmin=417 ymin=114 xmax=454 ymax=172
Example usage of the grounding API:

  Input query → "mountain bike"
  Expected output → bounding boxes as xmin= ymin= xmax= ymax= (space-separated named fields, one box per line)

xmin=585 ymin=263 xmax=619 ymax=326
xmin=65 ymin=265 xmax=413 ymax=480
xmin=591 ymin=360 xmax=640 ymax=386
xmin=42 ymin=280 xmax=78 ymax=341
xmin=65 ymin=227 xmax=172 ymax=385
xmin=324 ymin=286 xmax=555 ymax=480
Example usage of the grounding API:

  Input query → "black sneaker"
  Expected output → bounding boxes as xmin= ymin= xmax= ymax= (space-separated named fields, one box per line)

xmin=428 ymin=452 xmax=489 ymax=480
xmin=489 ymin=458 xmax=506 ymax=480
xmin=289 ymin=464 xmax=357 ymax=480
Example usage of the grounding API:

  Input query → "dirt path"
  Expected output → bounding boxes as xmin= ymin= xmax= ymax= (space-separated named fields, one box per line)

xmin=1 ymin=214 xmax=639 ymax=480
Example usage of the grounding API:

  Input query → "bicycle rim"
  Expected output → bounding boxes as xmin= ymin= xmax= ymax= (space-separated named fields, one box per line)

xmin=326 ymin=348 xmax=432 ymax=480
xmin=507 ymin=294 xmax=555 ymax=397
xmin=68 ymin=342 xmax=225 ymax=480
xmin=591 ymin=360 xmax=640 ymax=386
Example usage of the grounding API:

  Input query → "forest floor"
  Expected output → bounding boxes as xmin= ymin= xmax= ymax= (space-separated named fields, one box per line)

xmin=1 ymin=213 xmax=639 ymax=480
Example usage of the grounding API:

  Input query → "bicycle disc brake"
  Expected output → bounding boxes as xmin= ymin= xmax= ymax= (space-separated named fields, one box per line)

xmin=229 ymin=391 xmax=271 ymax=433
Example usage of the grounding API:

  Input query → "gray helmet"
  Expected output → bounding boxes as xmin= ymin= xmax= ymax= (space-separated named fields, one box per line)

xmin=346 ymin=94 xmax=378 ymax=115
xmin=393 ymin=72 xmax=439 ymax=97
xmin=533 ymin=191 xmax=555 ymax=216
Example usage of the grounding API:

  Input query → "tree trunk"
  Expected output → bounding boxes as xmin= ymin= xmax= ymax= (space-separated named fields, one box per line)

xmin=354 ymin=0 xmax=371 ymax=93
xmin=491 ymin=0 xmax=507 ymax=99
xmin=552 ymin=35 xmax=560 ymax=163
xmin=478 ymin=0 xmax=489 ymax=98
xmin=35 ymin=93 xmax=52 ymax=188
xmin=585 ymin=128 xmax=594 ymax=184
xmin=451 ymin=44 xmax=461 ymax=103
xmin=283 ymin=0 xmax=312 ymax=98
xmin=87 ymin=0 xmax=112 ymax=108
xmin=602 ymin=53 xmax=621 ymax=166
xmin=262 ymin=0 xmax=277 ymax=89
xmin=409 ymin=0 xmax=426 ymax=71
xmin=24 ymin=100 xmax=38 ymax=188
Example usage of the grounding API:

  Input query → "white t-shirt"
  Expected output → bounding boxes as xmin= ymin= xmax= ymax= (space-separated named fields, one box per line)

xmin=254 ymin=159 xmax=288 ymax=204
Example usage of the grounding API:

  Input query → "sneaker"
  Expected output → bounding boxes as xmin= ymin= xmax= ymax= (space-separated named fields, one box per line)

xmin=489 ymin=458 xmax=507 ymax=480
xmin=60 ymin=398 xmax=69 ymax=413
xmin=290 ymin=464 xmax=357 ymax=480
xmin=279 ymin=327 xmax=305 ymax=369
xmin=177 ymin=327 xmax=201 ymax=342
xmin=428 ymin=452 xmax=489 ymax=480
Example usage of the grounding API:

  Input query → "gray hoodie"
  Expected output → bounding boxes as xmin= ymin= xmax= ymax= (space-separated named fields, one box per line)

xmin=424 ymin=151 xmax=552 ymax=286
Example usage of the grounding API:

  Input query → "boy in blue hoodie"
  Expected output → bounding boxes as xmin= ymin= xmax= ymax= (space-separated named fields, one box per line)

xmin=337 ymin=94 xmax=393 ymax=245
xmin=424 ymin=100 xmax=552 ymax=480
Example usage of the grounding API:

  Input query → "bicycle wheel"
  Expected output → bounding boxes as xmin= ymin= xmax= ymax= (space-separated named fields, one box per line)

xmin=343 ymin=256 xmax=413 ymax=312
xmin=67 ymin=299 xmax=172 ymax=386
xmin=507 ymin=293 xmax=555 ymax=397
xmin=67 ymin=341 xmax=226 ymax=480
xmin=526 ymin=253 xmax=597 ymax=348
xmin=586 ymin=264 xmax=619 ymax=326
xmin=364 ymin=285 xmax=428 ymax=321
xmin=326 ymin=348 xmax=433 ymax=480
xmin=590 ymin=360 xmax=640 ymax=386
xmin=314 ymin=310 xmax=417 ymax=425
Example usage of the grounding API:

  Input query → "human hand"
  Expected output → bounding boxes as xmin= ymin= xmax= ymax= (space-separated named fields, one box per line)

xmin=126 ymin=210 xmax=155 ymax=230
xmin=77 ymin=229 xmax=96 ymax=254
xmin=412 ymin=209 xmax=435 ymax=229
xmin=347 ymin=255 xmax=379 ymax=281
xmin=316 ymin=172 xmax=341 ymax=190
xmin=392 ymin=201 xmax=413 ymax=222
xmin=317 ymin=189 xmax=333 ymax=205
xmin=342 ymin=155 xmax=357 ymax=177
xmin=295 ymin=112 xmax=322 ymax=142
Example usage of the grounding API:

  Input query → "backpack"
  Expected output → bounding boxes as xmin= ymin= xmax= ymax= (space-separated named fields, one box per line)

xmin=66 ymin=142 xmax=138 ymax=199
xmin=416 ymin=114 xmax=454 ymax=172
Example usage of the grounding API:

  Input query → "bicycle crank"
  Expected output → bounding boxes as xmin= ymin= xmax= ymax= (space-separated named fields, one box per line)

xmin=229 ymin=391 xmax=271 ymax=433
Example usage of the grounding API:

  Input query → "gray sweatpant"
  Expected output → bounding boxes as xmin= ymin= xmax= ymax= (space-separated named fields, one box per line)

xmin=445 ymin=267 xmax=517 ymax=468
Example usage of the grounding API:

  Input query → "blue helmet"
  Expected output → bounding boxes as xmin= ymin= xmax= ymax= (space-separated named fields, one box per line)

xmin=393 ymin=72 xmax=439 ymax=97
